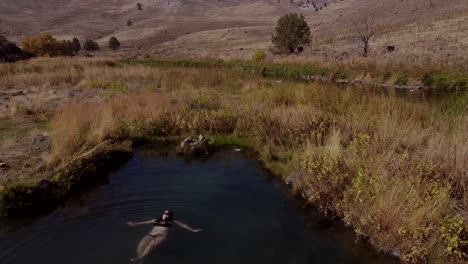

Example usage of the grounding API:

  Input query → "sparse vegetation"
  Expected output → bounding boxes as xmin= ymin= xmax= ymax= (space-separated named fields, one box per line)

xmin=271 ymin=13 xmax=311 ymax=54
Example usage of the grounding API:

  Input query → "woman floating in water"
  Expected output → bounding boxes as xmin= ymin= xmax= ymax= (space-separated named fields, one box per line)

xmin=128 ymin=210 xmax=203 ymax=263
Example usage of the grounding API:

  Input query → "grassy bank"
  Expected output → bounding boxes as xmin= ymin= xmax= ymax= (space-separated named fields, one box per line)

xmin=0 ymin=58 xmax=467 ymax=263
xmin=125 ymin=58 xmax=468 ymax=90
xmin=0 ymin=140 xmax=133 ymax=216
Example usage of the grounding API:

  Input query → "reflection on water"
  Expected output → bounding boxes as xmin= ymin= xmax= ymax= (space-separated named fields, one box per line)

xmin=0 ymin=147 xmax=398 ymax=264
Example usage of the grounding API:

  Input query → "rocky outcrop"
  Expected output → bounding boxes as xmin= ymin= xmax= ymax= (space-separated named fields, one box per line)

xmin=0 ymin=36 xmax=33 ymax=63
xmin=179 ymin=135 xmax=211 ymax=155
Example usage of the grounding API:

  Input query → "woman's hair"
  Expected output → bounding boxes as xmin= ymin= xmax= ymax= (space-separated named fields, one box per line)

xmin=163 ymin=210 xmax=174 ymax=222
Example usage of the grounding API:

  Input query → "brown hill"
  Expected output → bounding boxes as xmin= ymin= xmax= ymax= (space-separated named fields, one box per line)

xmin=1 ymin=0 xmax=467 ymax=69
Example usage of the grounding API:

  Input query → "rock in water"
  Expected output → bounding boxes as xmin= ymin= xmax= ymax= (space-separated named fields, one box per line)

xmin=286 ymin=172 xmax=299 ymax=187
xmin=179 ymin=135 xmax=211 ymax=155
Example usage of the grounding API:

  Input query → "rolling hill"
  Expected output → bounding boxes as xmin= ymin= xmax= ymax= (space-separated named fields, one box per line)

xmin=1 ymin=0 xmax=467 ymax=69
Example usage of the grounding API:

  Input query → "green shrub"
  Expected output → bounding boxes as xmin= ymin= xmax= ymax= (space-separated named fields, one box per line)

xmin=211 ymin=135 xmax=249 ymax=147
xmin=140 ymin=53 xmax=151 ymax=60
xmin=252 ymin=50 xmax=266 ymax=62
xmin=299 ymin=149 xmax=350 ymax=211
xmin=394 ymin=75 xmax=409 ymax=86
xmin=80 ymin=80 xmax=128 ymax=93
xmin=440 ymin=215 xmax=468 ymax=259
xmin=188 ymin=95 xmax=221 ymax=110
xmin=423 ymin=72 xmax=468 ymax=90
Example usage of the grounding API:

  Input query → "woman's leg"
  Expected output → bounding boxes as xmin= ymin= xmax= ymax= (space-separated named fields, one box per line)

xmin=136 ymin=236 xmax=153 ymax=258
xmin=131 ymin=236 xmax=166 ymax=262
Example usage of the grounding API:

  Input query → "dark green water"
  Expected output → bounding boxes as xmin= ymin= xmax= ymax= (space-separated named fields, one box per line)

xmin=0 ymin=148 xmax=398 ymax=264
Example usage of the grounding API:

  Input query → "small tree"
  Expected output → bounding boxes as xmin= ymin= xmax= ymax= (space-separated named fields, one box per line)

xmin=72 ymin=37 xmax=81 ymax=54
xmin=82 ymin=39 xmax=100 ymax=52
xmin=271 ymin=13 xmax=311 ymax=54
xmin=127 ymin=19 xmax=133 ymax=26
xmin=354 ymin=16 xmax=375 ymax=57
xmin=108 ymin=36 xmax=120 ymax=52
xmin=136 ymin=3 xmax=143 ymax=10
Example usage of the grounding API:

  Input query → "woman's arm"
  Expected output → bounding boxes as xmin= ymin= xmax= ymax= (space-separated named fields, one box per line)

xmin=128 ymin=219 xmax=156 ymax=227
xmin=174 ymin=220 xmax=203 ymax=232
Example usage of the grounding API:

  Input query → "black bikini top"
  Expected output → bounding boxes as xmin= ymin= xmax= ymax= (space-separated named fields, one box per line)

xmin=153 ymin=218 xmax=172 ymax=228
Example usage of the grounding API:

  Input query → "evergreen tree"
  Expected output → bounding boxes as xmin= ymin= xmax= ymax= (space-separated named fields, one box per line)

xmin=271 ymin=13 xmax=311 ymax=54
xmin=82 ymin=39 xmax=100 ymax=52
xmin=108 ymin=36 xmax=120 ymax=52
xmin=72 ymin=37 xmax=81 ymax=54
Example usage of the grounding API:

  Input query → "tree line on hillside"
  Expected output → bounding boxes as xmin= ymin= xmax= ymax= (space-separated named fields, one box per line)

xmin=5 ymin=12 xmax=373 ymax=61
xmin=18 ymin=34 xmax=121 ymax=57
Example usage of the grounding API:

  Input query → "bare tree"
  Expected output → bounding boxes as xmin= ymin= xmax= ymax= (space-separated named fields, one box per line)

xmin=354 ymin=16 xmax=375 ymax=57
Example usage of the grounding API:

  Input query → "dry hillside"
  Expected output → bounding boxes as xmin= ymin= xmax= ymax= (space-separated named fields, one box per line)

xmin=1 ymin=0 xmax=468 ymax=69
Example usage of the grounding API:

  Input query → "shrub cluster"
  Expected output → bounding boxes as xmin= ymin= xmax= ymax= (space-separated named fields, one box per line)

xmin=22 ymin=34 xmax=74 ymax=57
